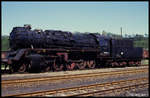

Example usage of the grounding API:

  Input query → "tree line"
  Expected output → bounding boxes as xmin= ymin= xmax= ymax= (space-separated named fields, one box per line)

xmin=2 ymin=32 xmax=149 ymax=51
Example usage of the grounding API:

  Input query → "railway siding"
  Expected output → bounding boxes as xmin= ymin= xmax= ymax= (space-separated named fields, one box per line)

xmin=2 ymin=66 xmax=149 ymax=97
xmin=2 ymin=67 xmax=148 ymax=87
xmin=2 ymin=65 xmax=148 ymax=80
xmin=3 ymin=77 xmax=149 ymax=97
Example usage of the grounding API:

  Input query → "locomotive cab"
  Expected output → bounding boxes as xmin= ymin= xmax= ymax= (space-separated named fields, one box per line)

xmin=98 ymin=36 xmax=111 ymax=56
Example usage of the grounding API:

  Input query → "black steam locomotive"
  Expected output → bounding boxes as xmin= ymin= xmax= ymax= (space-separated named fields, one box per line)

xmin=2 ymin=25 xmax=143 ymax=73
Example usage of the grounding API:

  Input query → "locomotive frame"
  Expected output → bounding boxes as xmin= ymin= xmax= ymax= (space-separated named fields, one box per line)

xmin=2 ymin=46 xmax=142 ymax=73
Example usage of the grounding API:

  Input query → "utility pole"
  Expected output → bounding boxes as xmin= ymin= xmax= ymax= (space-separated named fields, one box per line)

xmin=120 ymin=27 xmax=122 ymax=38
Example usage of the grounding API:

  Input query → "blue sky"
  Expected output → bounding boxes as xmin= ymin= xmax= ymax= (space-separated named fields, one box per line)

xmin=2 ymin=1 xmax=148 ymax=36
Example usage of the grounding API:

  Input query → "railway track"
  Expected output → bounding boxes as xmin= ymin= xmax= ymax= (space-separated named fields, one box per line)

xmin=2 ymin=67 xmax=148 ymax=87
xmin=3 ymin=77 xmax=148 ymax=97
xmin=1 ymin=64 xmax=148 ymax=74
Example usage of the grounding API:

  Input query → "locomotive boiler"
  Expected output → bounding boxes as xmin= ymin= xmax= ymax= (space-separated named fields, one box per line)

xmin=2 ymin=25 xmax=143 ymax=73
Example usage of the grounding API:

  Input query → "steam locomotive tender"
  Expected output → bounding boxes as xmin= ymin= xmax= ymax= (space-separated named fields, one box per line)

xmin=2 ymin=25 xmax=143 ymax=73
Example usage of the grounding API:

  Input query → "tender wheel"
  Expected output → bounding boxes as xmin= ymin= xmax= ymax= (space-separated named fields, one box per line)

xmin=129 ymin=61 xmax=135 ymax=66
xmin=87 ymin=60 xmax=95 ymax=69
xmin=66 ymin=62 xmax=76 ymax=70
xmin=77 ymin=61 xmax=86 ymax=70
xmin=18 ymin=63 xmax=27 ymax=72
xmin=111 ymin=62 xmax=119 ymax=67
xmin=53 ymin=58 xmax=64 ymax=71
xmin=135 ymin=61 xmax=141 ymax=66
xmin=44 ymin=66 xmax=51 ymax=72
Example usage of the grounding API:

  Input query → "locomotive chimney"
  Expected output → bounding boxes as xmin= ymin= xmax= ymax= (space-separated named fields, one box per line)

xmin=24 ymin=24 xmax=31 ymax=30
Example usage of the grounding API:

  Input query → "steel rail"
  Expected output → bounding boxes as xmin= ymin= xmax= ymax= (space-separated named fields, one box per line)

xmin=2 ymin=67 xmax=148 ymax=87
xmin=3 ymin=77 xmax=148 ymax=97
xmin=72 ymin=83 xmax=149 ymax=96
